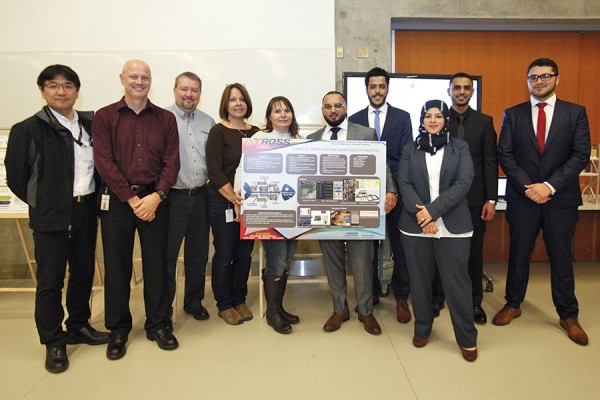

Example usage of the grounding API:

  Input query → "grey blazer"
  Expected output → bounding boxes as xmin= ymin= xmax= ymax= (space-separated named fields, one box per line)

xmin=307 ymin=121 xmax=396 ymax=193
xmin=397 ymin=139 xmax=474 ymax=234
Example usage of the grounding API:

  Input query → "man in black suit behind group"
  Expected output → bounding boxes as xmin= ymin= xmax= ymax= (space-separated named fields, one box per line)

xmin=349 ymin=67 xmax=414 ymax=324
xmin=431 ymin=72 xmax=498 ymax=325
xmin=494 ymin=58 xmax=590 ymax=345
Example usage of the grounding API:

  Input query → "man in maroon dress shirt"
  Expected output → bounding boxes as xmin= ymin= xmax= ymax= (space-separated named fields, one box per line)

xmin=93 ymin=59 xmax=180 ymax=360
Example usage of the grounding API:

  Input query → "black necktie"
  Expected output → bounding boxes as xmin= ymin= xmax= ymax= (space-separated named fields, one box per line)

xmin=457 ymin=115 xmax=465 ymax=140
xmin=330 ymin=127 xmax=340 ymax=140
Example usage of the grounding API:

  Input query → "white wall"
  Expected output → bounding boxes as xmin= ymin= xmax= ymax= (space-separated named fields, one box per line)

xmin=0 ymin=0 xmax=335 ymax=127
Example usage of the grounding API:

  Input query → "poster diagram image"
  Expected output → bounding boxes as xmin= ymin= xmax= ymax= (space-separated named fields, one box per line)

xmin=298 ymin=176 xmax=380 ymax=204
xmin=310 ymin=210 xmax=330 ymax=226
xmin=331 ymin=210 xmax=352 ymax=226
xmin=296 ymin=206 xmax=378 ymax=228
xmin=242 ymin=180 xmax=296 ymax=203
xmin=355 ymin=190 xmax=380 ymax=202
xmin=353 ymin=178 xmax=380 ymax=202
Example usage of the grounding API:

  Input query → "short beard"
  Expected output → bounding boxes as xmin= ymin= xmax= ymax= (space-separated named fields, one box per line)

xmin=324 ymin=115 xmax=345 ymax=127
xmin=369 ymin=96 xmax=386 ymax=109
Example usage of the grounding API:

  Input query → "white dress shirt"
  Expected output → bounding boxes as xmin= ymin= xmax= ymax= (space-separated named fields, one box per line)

xmin=50 ymin=108 xmax=95 ymax=196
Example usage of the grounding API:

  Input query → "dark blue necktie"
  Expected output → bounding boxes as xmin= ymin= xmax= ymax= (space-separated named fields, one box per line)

xmin=330 ymin=127 xmax=340 ymax=140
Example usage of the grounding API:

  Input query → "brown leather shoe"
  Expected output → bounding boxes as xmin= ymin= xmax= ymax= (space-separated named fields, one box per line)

xmin=460 ymin=347 xmax=478 ymax=362
xmin=323 ymin=311 xmax=350 ymax=332
xmin=412 ymin=335 xmax=428 ymax=348
xmin=234 ymin=303 xmax=253 ymax=321
xmin=492 ymin=305 xmax=521 ymax=326
xmin=358 ymin=314 xmax=381 ymax=335
xmin=218 ymin=308 xmax=243 ymax=325
xmin=396 ymin=299 xmax=412 ymax=324
xmin=560 ymin=318 xmax=589 ymax=345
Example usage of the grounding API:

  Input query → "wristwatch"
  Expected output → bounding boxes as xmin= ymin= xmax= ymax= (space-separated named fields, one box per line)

xmin=156 ymin=190 xmax=167 ymax=201
xmin=487 ymin=199 xmax=497 ymax=206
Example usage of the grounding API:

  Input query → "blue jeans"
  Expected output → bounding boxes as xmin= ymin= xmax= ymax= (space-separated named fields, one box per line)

xmin=262 ymin=240 xmax=298 ymax=277
xmin=208 ymin=195 xmax=255 ymax=311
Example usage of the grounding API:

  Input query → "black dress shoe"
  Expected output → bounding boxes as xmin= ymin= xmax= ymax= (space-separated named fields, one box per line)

xmin=146 ymin=329 xmax=179 ymax=350
xmin=106 ymin=333 xmax=128 ymax=360
xmin=185 ymin=305 xmax=210 ymax=321
xmin=473 ymin=305 xmax=488 ymax=325
xmin=68 ymin=326 xmax=110 ymax=345
xmin=165 ymin=319 xmax=174 ymax=333
xmin=45 ymin=345 xmax=68 ymax=373
xmin=432 ymin=302 xmax=445 ymax=318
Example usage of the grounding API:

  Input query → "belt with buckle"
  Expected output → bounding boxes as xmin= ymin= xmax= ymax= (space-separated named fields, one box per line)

xmin=131 ymin=184 xmax=155 ymax=194
xmin=171 ymin=186 xmax=205 ymax=196
xmin=73 ymin=193 xmax=94 ymax=202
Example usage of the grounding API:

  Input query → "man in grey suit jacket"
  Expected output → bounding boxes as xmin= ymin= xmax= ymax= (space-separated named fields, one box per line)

xmin=495 ymin=58 xmax=590 ymax=345
xmin=308 ymin=91 xmax=395 ymax=335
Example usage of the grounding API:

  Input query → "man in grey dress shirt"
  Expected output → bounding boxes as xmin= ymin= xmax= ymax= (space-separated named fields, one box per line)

xmin=166 ymin=72 xmax=216 ymax=329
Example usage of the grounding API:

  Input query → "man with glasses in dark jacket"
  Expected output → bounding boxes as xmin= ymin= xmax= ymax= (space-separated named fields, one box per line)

xmin=5 ymin=64 xmax=109 ymax=373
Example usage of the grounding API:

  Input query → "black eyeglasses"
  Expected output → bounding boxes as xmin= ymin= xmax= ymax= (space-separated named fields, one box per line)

xmin=527 ymin=73 xmax=557 ymax=82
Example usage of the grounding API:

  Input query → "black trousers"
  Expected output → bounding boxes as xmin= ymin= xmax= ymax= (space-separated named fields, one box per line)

xmin=34 ymin=199 xmax=97 ymax=346
xmin=166 ymin=188 xmax=210 ymax=316
xmin=208 ymin=195 xmax=254 ymax=311
xmin=100 ymin=190 xmax=170 ymax=333
xmin=505 ymin=202 xmax=580 ymax=319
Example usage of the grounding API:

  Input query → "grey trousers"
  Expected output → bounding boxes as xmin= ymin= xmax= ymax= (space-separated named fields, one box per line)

xmin=402 ymin=234 xmax=477 ymax=348
xmin=319 ymin=240 xmax=374 ymax=315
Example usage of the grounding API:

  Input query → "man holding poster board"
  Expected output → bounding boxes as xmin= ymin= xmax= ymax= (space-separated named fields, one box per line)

xmin=308 ymin=91 xmax=396 ymax=335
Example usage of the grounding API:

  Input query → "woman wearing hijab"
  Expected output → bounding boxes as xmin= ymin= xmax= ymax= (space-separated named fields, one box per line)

xmin=397 ymin=100 xmax=478 ymax=361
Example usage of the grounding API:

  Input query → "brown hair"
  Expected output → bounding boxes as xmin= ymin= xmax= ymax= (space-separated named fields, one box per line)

xmin=174 ymin=71 xmax=202 ymax=90
xmin=218 ymin=83 xmax=253 ymax=120
xmin=264 ymin=96 xmax=299 ymax=137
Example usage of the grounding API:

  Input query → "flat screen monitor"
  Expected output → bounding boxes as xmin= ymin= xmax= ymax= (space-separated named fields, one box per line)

xmin=343 ymin=72 xmax=482 ymax=139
